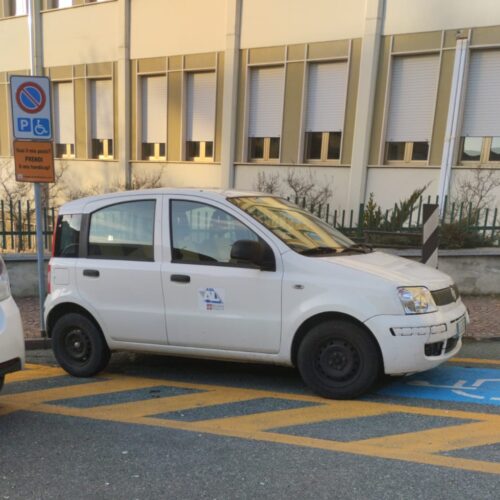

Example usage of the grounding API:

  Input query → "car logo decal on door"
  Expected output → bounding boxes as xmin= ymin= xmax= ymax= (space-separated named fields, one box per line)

xmin=198 ymin=287 xmax=225 ymax=311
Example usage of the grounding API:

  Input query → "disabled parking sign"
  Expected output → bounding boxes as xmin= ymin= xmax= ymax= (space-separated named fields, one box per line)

xmin=10 ymin=75 xmax=52 ymax=140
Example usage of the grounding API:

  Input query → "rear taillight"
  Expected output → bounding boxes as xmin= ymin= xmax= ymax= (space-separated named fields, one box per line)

xmin=47 ymin=262 xmax=51 ymax=294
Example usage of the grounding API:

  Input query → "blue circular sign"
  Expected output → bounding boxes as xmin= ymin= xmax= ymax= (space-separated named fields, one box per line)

xmin=16 ymin=82 xmax=46 ymax=114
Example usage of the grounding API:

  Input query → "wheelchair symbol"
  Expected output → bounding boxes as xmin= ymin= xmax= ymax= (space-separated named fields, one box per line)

xmin=33 ymin=118 xmax=50 ymax=137
xmin=408 ymin=378 xmax=500 ymax=401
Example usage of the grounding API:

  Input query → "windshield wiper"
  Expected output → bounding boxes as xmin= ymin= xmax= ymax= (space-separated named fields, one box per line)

xmin=298 ymin=246 xmax=339 ymax=256
xmin=340 ymin=243 xmax=373 ymax=254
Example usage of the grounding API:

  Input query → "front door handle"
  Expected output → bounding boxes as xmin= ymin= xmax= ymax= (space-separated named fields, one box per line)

xmin=83 ymin=269 xmax=100 ymax=278
xmin=171 ymin=274 xmax=190 ymax=283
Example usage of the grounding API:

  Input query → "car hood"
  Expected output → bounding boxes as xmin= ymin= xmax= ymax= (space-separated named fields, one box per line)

xmin=319 ymin=250 xmax=452 ymax=290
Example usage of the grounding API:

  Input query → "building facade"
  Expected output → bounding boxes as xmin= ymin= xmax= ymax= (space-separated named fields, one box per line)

xmin=0 ymin=0 xmax=500 ymax=211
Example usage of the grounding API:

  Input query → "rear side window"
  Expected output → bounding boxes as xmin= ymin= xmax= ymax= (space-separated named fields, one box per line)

xmin=54 ymin=214 xmax=82 ymax=258
xmin=88 ymin=200 xmax=155 ymax=261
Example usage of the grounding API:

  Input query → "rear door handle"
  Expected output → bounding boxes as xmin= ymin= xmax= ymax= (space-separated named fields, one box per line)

xmin=83 ymin=269 xmax=100 ymax=278
xmin=171 ymin=274 xmax=190 ymax=283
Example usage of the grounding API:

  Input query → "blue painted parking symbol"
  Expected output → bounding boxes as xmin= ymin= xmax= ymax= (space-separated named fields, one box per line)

xmin=376 ymin=366 xmax=500 ymax=406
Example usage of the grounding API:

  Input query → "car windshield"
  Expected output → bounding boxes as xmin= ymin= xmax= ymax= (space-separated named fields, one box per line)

xmin=229 ymin=196 xmax=360 ymax=255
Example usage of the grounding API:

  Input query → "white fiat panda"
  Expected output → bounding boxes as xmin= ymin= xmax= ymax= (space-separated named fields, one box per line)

xmin=0 ymin=255 xmax=25 ymax=391
xmin=45 ymin=189 xmax=468 ymax=399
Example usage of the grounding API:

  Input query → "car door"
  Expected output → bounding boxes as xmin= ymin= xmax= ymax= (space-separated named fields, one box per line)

xmin=75 ymin=195 xmax=167 ymax=345
xmin=161 ymin=195 xmax=283 ymax=354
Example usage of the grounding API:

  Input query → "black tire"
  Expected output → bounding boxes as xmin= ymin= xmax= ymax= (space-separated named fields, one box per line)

xmin=297 ymin=320 xmax=381 ymax=399
xmin=52 ymin=313 xmax=110 ymax=377
xmin=0 ymin=375 xmax=4 ymax=391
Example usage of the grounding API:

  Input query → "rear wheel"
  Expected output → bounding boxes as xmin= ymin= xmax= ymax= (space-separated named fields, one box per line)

xmin=297 ymin=319 xmax=381 ymax=399
xmin=52 ymin=313 xmax=110 ymax=377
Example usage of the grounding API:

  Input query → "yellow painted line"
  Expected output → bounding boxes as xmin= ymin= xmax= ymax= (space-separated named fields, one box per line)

xmin=192 ymin=401 xmax=390 ymax=433
xmin=2 ymin=370 xmax=500 ymax=475
xmin=5 ymin=365 xmax=65 ymax=383
xmin=449 ymin=357 xmax=500 ymax=366
xmin=357 ymin=421 xmax=500 ymax=453
xmin=80 ymin=389 xmax=264 ymax=420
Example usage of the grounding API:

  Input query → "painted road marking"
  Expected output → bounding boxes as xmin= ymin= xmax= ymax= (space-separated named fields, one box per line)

xmin=450 ymin=357 xmax=500 ymax=366
xmin=1 ymin=365 xmax=499 ymax=475
xmin=376 ymin=366 xmax=500 ymax=405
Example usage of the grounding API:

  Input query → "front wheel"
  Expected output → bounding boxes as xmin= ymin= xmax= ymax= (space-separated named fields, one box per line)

xmin=297 ymin=320 xmax=381 ymax=399
xmin=52 ymin=313 xmax=110 ymax=377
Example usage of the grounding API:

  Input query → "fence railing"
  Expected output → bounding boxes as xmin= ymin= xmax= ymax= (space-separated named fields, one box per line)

xmin=0 ymin=195 xmax=498 ymax=253
xmin=0 ymin=200 xmax=56 ymax=253
xmin=290 ymin=194 xmax=499 ymax=248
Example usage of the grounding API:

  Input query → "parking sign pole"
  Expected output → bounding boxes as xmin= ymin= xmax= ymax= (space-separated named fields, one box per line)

xmin=28 ymin=0 xmax=46 ymax=335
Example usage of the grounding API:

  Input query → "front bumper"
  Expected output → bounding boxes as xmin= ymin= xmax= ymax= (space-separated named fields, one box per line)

xmin=365 ymin=299 xmax=468 ymax=375
xmin=0 ymin=296 xmax=25 ymax=377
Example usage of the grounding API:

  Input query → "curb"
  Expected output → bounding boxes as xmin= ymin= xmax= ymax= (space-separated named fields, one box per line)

xmin=25 ymin=338 xmax=52 ymax=350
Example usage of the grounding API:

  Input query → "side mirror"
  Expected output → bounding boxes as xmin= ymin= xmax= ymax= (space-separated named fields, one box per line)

xmin=230 ymin=239 xmax=275 ymax=271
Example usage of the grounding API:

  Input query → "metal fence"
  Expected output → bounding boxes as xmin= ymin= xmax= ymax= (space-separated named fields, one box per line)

xmin=290 ymin=195 xmax=499 ymax=248
xmin=0 ymin=200 xmax=56 ymax=252
xmin=0 ymin=195 xmax=498 ymax=252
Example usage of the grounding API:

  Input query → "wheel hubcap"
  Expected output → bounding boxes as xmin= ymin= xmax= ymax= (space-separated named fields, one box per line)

xmin=316 ymin=340 xmax=360 ymax=382
xmin=64 ymin=329 xmax=91 ymax=363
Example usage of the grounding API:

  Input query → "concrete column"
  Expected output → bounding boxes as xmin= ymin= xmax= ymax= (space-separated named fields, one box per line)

xmin=117 ymin=0 xmax=131 ymax=188
xmin=347 ymin=0 xmax=384 ymax=211
xmin=220 ymin=0 xmax=242 ymax=189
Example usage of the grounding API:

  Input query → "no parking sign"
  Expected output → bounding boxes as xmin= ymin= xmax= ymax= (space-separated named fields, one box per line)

xmin=10 ymin=75 xmax=52 ymax=140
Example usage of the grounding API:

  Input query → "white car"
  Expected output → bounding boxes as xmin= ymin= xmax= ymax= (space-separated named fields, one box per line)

xmin=0 ymin=255 xmax=25 ymax=391
xmin=44 ymin=189 xmax=468 ymax=399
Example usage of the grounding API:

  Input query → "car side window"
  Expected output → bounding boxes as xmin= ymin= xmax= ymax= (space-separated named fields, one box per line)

xmin=54 ymin=214 xmax=82 ymax=258
xmin=170 ymin=200 xmax=258 ymax=264
xmin=88 ymin=200 xmax=155 ymax=261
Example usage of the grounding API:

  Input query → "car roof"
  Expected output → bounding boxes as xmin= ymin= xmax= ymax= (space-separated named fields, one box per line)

xmin=58 ymin=188 xmax=277 ymax=214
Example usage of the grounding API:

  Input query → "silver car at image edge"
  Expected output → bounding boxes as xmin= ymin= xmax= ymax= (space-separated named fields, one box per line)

xmin=0 ymin=255 xmax=25 ymax=391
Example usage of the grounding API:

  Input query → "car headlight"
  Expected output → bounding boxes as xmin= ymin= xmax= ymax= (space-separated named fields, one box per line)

xmin=397 ymin=287 xmax=437 ymax=314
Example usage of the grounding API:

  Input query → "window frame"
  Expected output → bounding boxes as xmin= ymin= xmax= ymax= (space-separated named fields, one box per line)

xmin=169 ymin=198 xmax=268 ymax=269
xmin=186 ymin=141 xmax=214 ymax=162
xmin=304 ymin=132 xmax=342 ymax=163
xmin=85 ymin=200 xmax=156 ymax=262
xmin=458 ymin=136 xmax=500 ymax=166
xmin=248 ymin=137 xmax=280 ymax=163
xmin=384 ymin=141 xmax=430 ymax=165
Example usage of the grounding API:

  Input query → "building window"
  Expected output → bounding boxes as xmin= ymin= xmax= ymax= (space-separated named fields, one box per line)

xmin=304 ymin=62 xmax=347 ymax=162
xmin=8 ymin=0 xmax=27 ymax=16
xmin=185 ymin=72 xmax=216 ymax=162
xmin=385 ymin=141 xmax=429 ymax=162
xmin=248 ymin=66 xmax=284 ymax=162
xmin=53 ymin=81 xmax=75 ymax=159
xmin=51 ymin=0 xmax=73 ymax=8
xmin=90 ymin=79 xmax=113 ymax=160
xmin=460 ymin=51 xmax=500 ymax=165
xmin=459 ymin=137 xmax=500 ymax=164
xmin=141 ymin=75 xmax=166 ymax=161
xmin=385 ymin=55 xmax=439 ymax=164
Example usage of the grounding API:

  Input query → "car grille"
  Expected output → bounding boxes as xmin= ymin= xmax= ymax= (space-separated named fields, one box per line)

xmin=431 ymin=284 xmax=460 ymax=306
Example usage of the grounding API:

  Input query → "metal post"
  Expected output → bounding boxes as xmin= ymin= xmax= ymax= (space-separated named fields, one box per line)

xmin=422 ymin=204 xmax=439 ymax=268
xmin=28 ymin=0 xmax=46 ymax=335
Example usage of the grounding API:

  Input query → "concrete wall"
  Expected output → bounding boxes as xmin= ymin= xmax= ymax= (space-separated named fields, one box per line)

xmin=5 ymin=250 xmax=499 ymax=297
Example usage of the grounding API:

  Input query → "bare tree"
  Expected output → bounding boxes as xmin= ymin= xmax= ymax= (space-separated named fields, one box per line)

xmin=453 ymin=166 xmax=500 ymax=214
xmin=253 ymin=171 xmax=281 ymax=194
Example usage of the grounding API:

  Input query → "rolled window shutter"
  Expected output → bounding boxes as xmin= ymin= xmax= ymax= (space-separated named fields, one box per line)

xmin=53 ymin=82 xmax=74 ymax=145
xmin=386 ymin=55 xmax=439 ymax=142
xmin=142 ymin=76 xmax=167 ymax=143
xmin=462 ymin=50 xmax=500 ymax=137
xmin=306 ymin=62 xmax=348 ymax=132
xmin=248 ymin=66 xmax=284 ymax=138
xmin=15 ymin=0 xmax=27 ymax=15
xmin=91 ymin=80 xmax=113 ymax=140
xmin=186 ymin=72 xmax=216 ymax=142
